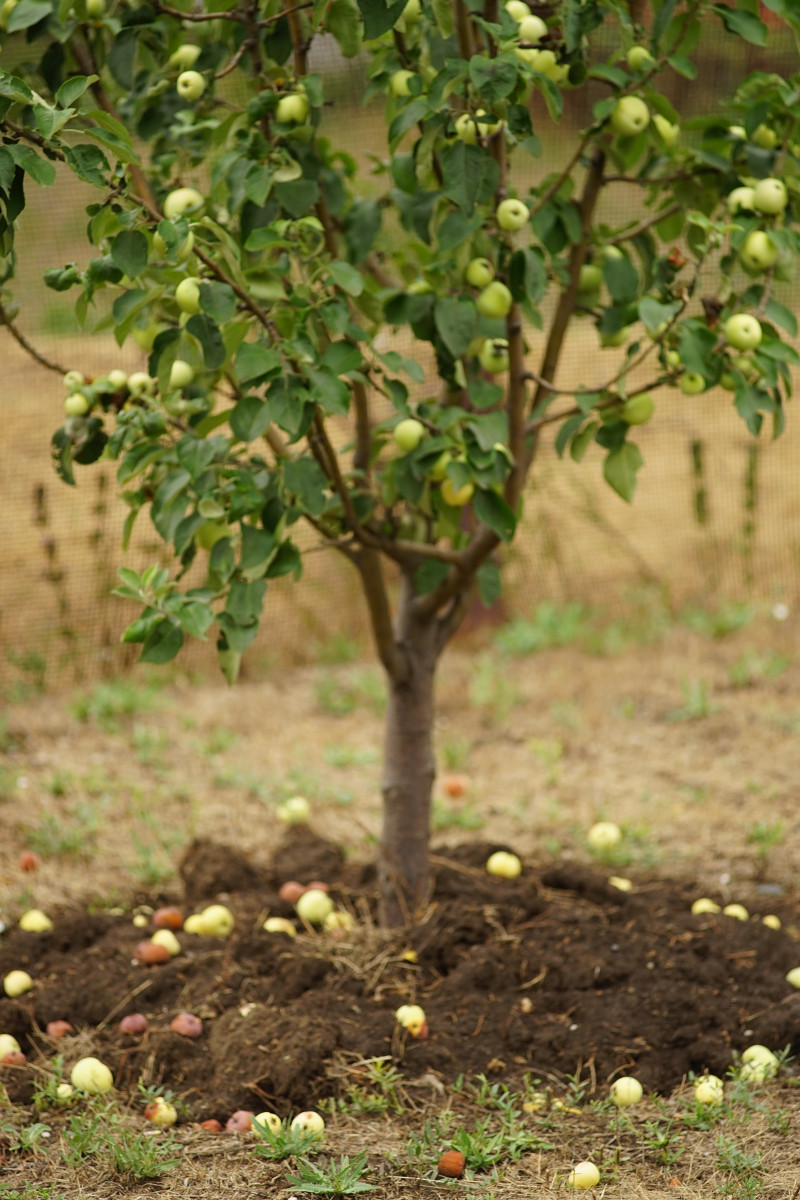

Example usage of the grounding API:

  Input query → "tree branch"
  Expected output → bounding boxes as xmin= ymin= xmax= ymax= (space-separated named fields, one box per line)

xmin=356 ymin=547 xmax=408 ymax=681
xmin=0 ymin=304 xmax=69 ymax=375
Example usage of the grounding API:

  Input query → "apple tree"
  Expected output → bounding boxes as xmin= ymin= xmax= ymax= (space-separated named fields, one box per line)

xmin=1 ymin=0 xmax=798 ymax=924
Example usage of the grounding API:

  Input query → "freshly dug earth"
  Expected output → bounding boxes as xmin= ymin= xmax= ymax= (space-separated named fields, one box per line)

xmin=2 ymin=829 xmax=798 ymax=1122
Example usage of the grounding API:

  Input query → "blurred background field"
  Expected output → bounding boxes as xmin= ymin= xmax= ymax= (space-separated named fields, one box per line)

xmin=2 ymin=22 xmax=799 ymax=693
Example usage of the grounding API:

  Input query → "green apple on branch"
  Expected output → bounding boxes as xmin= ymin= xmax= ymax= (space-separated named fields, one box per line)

xmin=1 ymin=0 xmax=796 ymax=928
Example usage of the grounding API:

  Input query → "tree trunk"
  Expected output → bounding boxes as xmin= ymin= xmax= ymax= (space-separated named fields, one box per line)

xmin=378 ymin=575 xmax=441 ymax=927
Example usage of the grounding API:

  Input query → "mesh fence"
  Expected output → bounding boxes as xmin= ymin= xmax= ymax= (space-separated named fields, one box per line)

xmin=2 ymin=30 xmax=799 ymax=690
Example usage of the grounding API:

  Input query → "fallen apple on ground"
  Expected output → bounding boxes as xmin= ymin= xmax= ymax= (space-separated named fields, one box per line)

xmin=226 ymin=1110 xmax=254 ymax=1132
xmin=3 ymin=970 xmax=33 ymax=997
xmin=610 ymin=1076 xmax=643 ymax=1106
xmin=19 ymin=909 xmax=53 ymax=932
xmin=694 ymin=1075 xmax=724 ymax=1104
xmin=276 ymin=795 xmax=311 ymax=824
xmin=567 ymin=1161 xmax=600 ymax=1189
xmin=119 ymin=1013 xmax=149 ymax=1034
xmin=587 ymin=821 xmax=621 ymax=851
xmin=290 ymin=1110 xmax=325 ymax=1137
xmin=486 ymin=850 xmax=522 ymax=878
xmin=254 ymin=1111 xmax=282 ymax=1135
xmin=46 ymin=1020 xmax=74 ymax=1038
xmin=145 ymin=1097 xmax=178 ymax=1126
xmin=197 ymin=903 xmax=235 ymax=936
xmin=438 ymin=1150 xmax=466 ymax=1177
xmin=171 ymin=1012 xmax=203 ymax=1038
xmin=0 ymin=1034 xmax=21 ymax=1059
xmin=296 ymin=888 xmax=334 ymax=925
xmin=395 ymin=1003 xmax=428 ymax=1038
xmin=263 ymin=916 xmax=297 ymax=936
xmin=71 ymin=1056 xmax=114 ymax=1093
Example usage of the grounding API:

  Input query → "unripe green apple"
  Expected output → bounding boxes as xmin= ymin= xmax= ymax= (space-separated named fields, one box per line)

xmin=724 ymin=313 xmax=762 ymax=351
xmin=729 ymin=354 xmax=759 ymax=381
xmin=496 ymin=198 xmax=529 ymax=231
xmin=626 ymin=45 xmax=654 ymax=72
xmin=476 ymin=280 xmax=513 ymax=318
xmin=430 ymin=450 xmax=452 ymax=482
xmin=86 ymin=0 xmax=105 ymax=17
xmin=407 ymin=278 xmax=433 ymax=294
xmin=621 ymin=393 xmax=654 ymax=425
xmin=729 ymin=124 xmax=746 ymax=140
xmin=70 ymin=1056 xmax=114 ymax=1094
xmin=567 ymin=1161 xmax=600 ymax=1190
xmin=652 ymin=114 xmax=679 ymax=146
xmin=64 ymin=392 xmax=90 ymax=416
xmin=169 ymin=44 xmax=201 ymax=71
xmin=0 ymin=1034 xmax=21 ymax=1058
xmin=505 ymin=0 xmax=529 ymax=19
xmin=694 ymin=1077 xmax=723 ymax=1105
xmin=390 ymin=69 xmax=416 ymax=97
xmin=611 ymin=95 xmax=650 ymax=136
xmin=610 ymin=1076 xmax=643 ymax=1106
xmin=476 ymin=109 xmax=503 ymax=136
xmin=19 ymin=908 xmax=53 ymax=932
xmin=163 ymin=187 xmax=204 ymax=219
xmin=741 ymin=1044 xmax=779 ymax=1069
xmin=195 ymin=521 xmax=229 ymax=550
xmin=751 ymin=177 xmax=788 ymax=215
xmin=290 ymin=1111 xmax=325 ymax=1137
xmin=176 ymin=70 xmax=205 ymax=102
xmin=176 ymin=277 xmax=202 ymax=314
xmin=296 ymin=888 xmax=334 ymax=925
xmin=254 ymin=1111 xmax=282 ymax=1135
xmin=600 ymin=327 xmax=629 ymax=347
xmin=578 ymin=263 xmax=603 ymax=292
xmin=63 ymin=369 xmax=85 ymax=389
xmin=478 ymin=337 xmax=510 ymax=374
xmin=394 ymin=417 xmax=426 ymax=452
xmin=440 ymin=477 xmax=474 ymax=507
xmin=127 ymin=371 xmax=155 ymax=395
xmin=276 ymin=794 xmax=311 ymax=823
xmin=751 ymin=124 xmax=776 ymax=149
xmin=664 ymin=349 xmax=682 ymax=368
xmin=726 ymin=186 xmax=755 ymax=214
xmin=107 ymin=368 xmax=128 ymax=389
xmin=169 ymin=359 xmax=195 ymax=389
xmin=587 ymin=821 xmax=621 ymax=850
xmin=680 ymin=371 xmax=706 ymax=395
xmin=740 ymin=230 xmax=778 ymax=272
xmin=454 ymin=112 xmax=479 ymax=144
xmin=518 ymin=13 xmax=547 ymax=42
xmin=275 ymin=92 xmax=309 ymax=124
xmin=198 ymin=903 xmax=235 ymax=937
xmin=486 ymin=850 xmax=522 ymax=878
xmin=465 ymin=257 xmax=495 ymax=288
xmin=154 ymin=227 xmax=195 ymax=260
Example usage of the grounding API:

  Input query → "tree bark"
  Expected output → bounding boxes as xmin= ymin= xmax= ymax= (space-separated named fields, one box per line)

xmin=378 ymin=573 xmax=441 ymax=926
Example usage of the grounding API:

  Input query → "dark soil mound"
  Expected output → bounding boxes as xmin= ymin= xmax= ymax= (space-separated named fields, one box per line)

xmin=1 ymin=831 xmax=798 ymax=1122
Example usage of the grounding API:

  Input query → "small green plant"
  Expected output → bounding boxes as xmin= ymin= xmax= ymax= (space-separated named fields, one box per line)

xmin=440 ymin=735 xmax=471 ymax=771
xmin=27 ymin=803 xmax=102 ymax=860
xmin=550 ymin=699 xmax=583 ymax=731
xmin=640 ymin=1117 xmax=685 ymax=1168
xmin=681 ymin=602 xmax=755 ymax=639
xmin=314 ymin=634 xmax=363 ymax=666
xmin=251 ymin=1118 xmax=325 ymax=1162
xmin=747 ymin=819 xmax=785 ymax=858
xmin=0 ymin=1119 xmax=52 ymax=1156
xmin=69 ymin=679 xmax=163 ymax=731
xmin=43 ymin=771 xmax=71 ymax=797
xmin=315 ymin=670 xmax=387 ymax=717
xmin=322 ymin=745 xmax=380 ymax=768
xmin=667 ymin=678 xmax=715 ymax=721
xmin=728 ymin=650 xmax=790 ymax=689
xmin=469 ymin=655 xmax=519 ymax=722
xmin=495 ymin=603 xmax=595 ymax=656
xmin=102 ymin=1123 xmax=181 ymax=1180
xmin=432 ymin=801 xmax=485 ymax=832
xmin=131 ymin=723 xmax=170 ymax=768
xmin=285 ymin=1151 xmax=374 ymax=1195
xmin=715 ymin=1134 xmax=763 ymax=1199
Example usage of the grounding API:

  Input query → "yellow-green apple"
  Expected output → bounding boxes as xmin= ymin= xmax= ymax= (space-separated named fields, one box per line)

xmin=465 ymin=257 xmax=495 ymax=287
xmin=440 ymin=477 xmax=474 ymax=506
xmin=394 ymin=417 xmax=426 ymax=452
xmin=478 ymin=337 xmax=510 ymax=374
xmin=496 ymin=198 xmax=529 ymax=231
xmin=476 ymin=280 xmax=512 ymax=317
xmin=275 ymin=92 xmax=309 ymax=124
xmin=726 ymin=186 xmax=755 ymax=214
xmin=652 ymin=114 xmax=679 ymax=146
xmin=751 ymin=177 xmax=788 ymax=215
xmin=296 ymin=888 xmax=334 ymax=924
xmin=621 ymin=393 xmax=654 ymax=425
xmin=740 ymin=230 xmax=778 ymax=272
xmin=390 ymin=69 xmax=416 ymax=97
xmin=64 ymin=392 xmax=90 ymax=416
xmin=724 ymin=313 xmax=762 ymax=351
xmin=518 ymin=12 xmax=547 ymax=41
xmin=626 ymin=45 xmax=654 ymax=71
xmin=169 ymin=44 xmax=201 ymax=71
xmin=169 ymin=359 xmax=195 ymax=388
xmin=611 ymin=96 xmax=650 ymax=136
xmin=486 ymin=850 xmax=522 ymax=877
xmin=163 ymin=187 xmax=204 ymax=218
xmin=680 ymin=371 xmax=706 ymax=395
xmin=176 ymin=70 xmax=205 ymax=102
xmin=176 ymin=277 xmax=202 ymax=314
xmin=566 ymin=1161 xmax=600 ymax=1190
xmin=71 ymin=1057 xmax=113 ymax=1093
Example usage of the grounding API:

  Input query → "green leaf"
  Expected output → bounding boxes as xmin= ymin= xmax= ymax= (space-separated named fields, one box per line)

xmin=326 ymin=0 xmax=362 ymax=56
xmin=304 ymin=366 xmax=351 ymax=415
xmin=230 ymin=395 xmax=272 ymax=442
xmin=107 ymin=29 xmax=138 ymax=90
xmin=509 ymin=247 xmax=547 ymax=306
xmin=603 ymin=253 xmax=639 ymax=304
xmin=652 ymin=0 xmax=679 ymax=42
xmin=5 ymin=0 xmax=50 ymax=32
xmin=110 ymin=229 xmax=148 ymax=278
xmin=284 ymin=457 xmax=328 ymax=515
xmin=764 ymin=299 xmax=797 ymax=338
xmin=476 ymin=560 xmax=502 ymax=608
xmin=236 ymin=342 xmax=282 ymax=384
xmin=56 ymin=75 xmax=98 ymax=108
xmin=638 ymin=295 xmax=681 ymax=333
xmin=274 ymin=179 xmax=321 ymax=217
xmin=199 ymin=280 xmax=237 ymax=324
xmin=436 ymin=209 xmax=484 ymax=254
xmin=175 ymin=601 xmax=214 ymax=641
xmin=63 ymin=143 xmax=109 ymax=187
xmin=415 ymin=559 xmax=450 ymax=595
xmin=388 ymin=97 xmax=430 ymax=146
xmin=239 ymin=525 xmax=276 ymax=581
xmin=328 ymin=260 xmax=364 ymax=296
xmin=439 ymin=142 xmax=499 ymax=212
xmin=474 ymin=488 xmax=516 ymax=541
xmin=434 ymin=296 xmax=476 ymax=358
xmin=84 ymin=110 xmax=139 ymax=165
xmin=468 ymin=53 xmax=519 ymax=104
xmin=5 ymin=144 xmax=56 ymax=186
xmin=186 ymin=314 xmax=227 ymax=369
xmin=603 ymin=442 xmax=643 ymax=503
xmin=138 ymin=618 xmax=184 ymax=665
xmin=712 ymin=4 xmax=767 ymax=44
xmin=357 ymin=0 xmax=406 ymax=39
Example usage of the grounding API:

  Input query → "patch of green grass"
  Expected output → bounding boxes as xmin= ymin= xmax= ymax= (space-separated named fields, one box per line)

xmin=60 ymin=1100 xmax=180 ymax=1179
xmin=70 ymin=679 xmax=163 ymax=731
xmin=198 ymin=727 xmax=239 ymax=756
xmin=131 ymin=723 xmax=170 ymax=768
xmin=495 ymin=602 xmax=595 ymax=656
xmin=550 ymin=699 xmax=582 ymax=731
xmin=681 ymin=601 xmax=755 ymax=639
xmin=322 ymin=745 xmax=379 ymax=768
xmin=27 ymin=802 xmax=102 ymax=860
xmin=667 ymin=677 xmax=715 ymax=721
xmin=315 ymin=669 xmax=386 ymax=717
xmin=728 ymin=650 xmax=790 ymax=688
xmin=747 ymin=819 xmax=785 ymax=858
xmin=286 ymin=1151 xmax=375 ymax=1195
xmin=468 ymin=654 xmax=519 ymax=721
xmin=251 ymin=1117 xmax=326 ymax=1162
xmin=440 ymin=735 xmax=471 ymax=770
xmin=314 ymin=634 xmax=363 ymax=665
xmin=432 ymin=801 xmax=485 ymax=832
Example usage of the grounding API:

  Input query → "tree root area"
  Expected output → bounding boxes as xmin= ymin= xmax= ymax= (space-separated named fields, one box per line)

xmin=1 ymin=829 xmax=797 ymax=1121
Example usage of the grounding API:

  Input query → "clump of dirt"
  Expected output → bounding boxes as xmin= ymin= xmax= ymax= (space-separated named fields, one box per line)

xmin=1 ymin=830 xmax=798 ymax=1122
